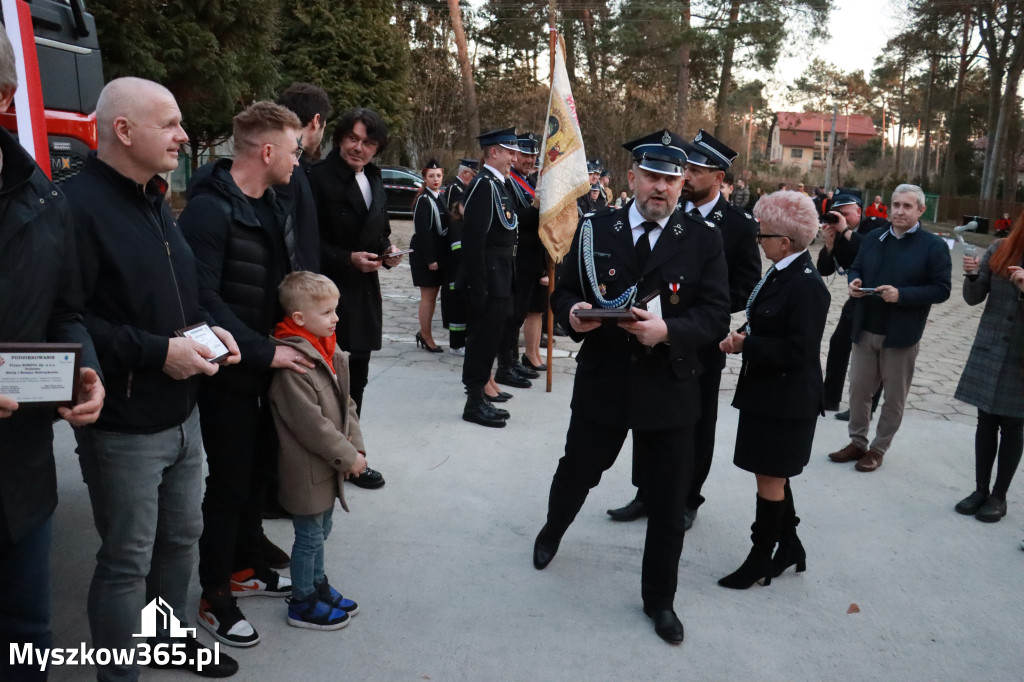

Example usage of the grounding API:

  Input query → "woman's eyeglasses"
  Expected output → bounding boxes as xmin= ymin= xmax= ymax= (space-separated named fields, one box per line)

xmin=755 ymin=232 xmax=787 ymax=243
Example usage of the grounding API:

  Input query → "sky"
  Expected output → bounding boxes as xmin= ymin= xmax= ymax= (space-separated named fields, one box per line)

xmin=466 ymin=0 xmax=900 ymax=110
xmin=764 ymin=0 xmax=897 ymax=108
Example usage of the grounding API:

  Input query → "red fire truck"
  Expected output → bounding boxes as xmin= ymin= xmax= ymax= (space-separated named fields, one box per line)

xmin=0 ymin=0 xmax=102 ymax=183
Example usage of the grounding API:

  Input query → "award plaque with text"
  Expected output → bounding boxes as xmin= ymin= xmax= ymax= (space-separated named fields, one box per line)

xmin=0 ymin=343 xmax=82 ymax=407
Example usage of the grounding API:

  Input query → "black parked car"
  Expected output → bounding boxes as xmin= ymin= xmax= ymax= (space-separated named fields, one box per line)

xmin=380 ymin=166 xmax=424 ymax=218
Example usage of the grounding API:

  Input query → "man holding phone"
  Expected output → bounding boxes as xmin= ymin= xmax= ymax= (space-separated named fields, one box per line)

xmin=826 ymin=185 xmax=951 ymax=473
xmin=816 ymin=192 xmax=888 ymax=416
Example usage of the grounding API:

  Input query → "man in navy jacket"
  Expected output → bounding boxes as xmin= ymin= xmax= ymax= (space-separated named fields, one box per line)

xmin=827 ymin=185 xmax=951 ymax=472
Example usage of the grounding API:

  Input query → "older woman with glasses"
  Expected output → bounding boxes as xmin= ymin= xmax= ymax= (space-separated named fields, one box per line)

xmin=717 ymin=190 xmax=831 ymax=589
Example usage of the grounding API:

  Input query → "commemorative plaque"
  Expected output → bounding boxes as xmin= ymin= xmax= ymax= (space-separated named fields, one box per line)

xmin=176 ymin=323 xmax=231 ymax=364
xmin=0 ymin=343 xmax=82 ymax=407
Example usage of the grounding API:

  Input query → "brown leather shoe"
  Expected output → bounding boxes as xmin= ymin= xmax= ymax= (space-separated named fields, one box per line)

xmin=855 ymin=449 xmax=884 ymax=472
xmin=828 ymin=442 xmax=866 ymax=463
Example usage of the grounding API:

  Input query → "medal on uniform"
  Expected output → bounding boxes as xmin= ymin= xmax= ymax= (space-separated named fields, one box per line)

xmin=669 ymin=282 xmax=680 ymax=304
xmin=506 ymin=210 xmax=512 ymax=219
xmin=599 ymin=283 xmax=607 ymax=296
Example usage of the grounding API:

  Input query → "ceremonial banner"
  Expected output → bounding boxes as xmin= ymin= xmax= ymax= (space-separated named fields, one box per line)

xmin=538 ymin=35 xmax=589 ymax=263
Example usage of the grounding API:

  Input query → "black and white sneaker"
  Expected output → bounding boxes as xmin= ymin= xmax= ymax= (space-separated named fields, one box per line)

xmin=198 ymin=596 xmax=260 ymax=648
xmin=230 ymin=567 xmax=291 ymax=598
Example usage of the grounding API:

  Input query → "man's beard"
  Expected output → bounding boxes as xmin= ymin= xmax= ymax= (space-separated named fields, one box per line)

xmin=637 ymin=194 xmax=674 ymax=221
xmin=681 ymin=182 xmax=711 ymax=204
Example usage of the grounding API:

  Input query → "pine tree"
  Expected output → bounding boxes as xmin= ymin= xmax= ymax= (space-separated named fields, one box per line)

xmin=90 ymin=0 xmax=283 ymax=168
xmin=277 ymin=0 xmax=412 ymax=141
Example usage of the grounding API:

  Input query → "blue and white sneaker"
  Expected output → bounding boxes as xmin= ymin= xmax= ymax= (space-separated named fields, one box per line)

xmin=287 ymin=593 xmax=349 ymax=631
xmin=315 ymin=576 xmax=359 ymax=616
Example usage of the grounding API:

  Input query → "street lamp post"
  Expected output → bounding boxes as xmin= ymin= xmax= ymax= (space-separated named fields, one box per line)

xmin=824 ymin=100 xmax=838 ymax=190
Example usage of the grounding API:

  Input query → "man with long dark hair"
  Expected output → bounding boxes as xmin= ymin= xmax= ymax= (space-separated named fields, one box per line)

xmin=309 ymin=108 xmax=403 ymax=485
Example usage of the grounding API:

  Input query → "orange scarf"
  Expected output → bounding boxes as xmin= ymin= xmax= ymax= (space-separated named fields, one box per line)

xmin=273 ymin=317 xmax=337 ymax=375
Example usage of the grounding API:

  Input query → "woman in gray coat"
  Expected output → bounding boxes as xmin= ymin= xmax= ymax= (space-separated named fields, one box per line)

xmin=954 ymin=224 xmax=1024 ymax=523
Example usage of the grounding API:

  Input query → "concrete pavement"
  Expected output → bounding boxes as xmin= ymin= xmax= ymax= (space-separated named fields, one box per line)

xmin=44 ymin=227 xmax=1024 ymax=681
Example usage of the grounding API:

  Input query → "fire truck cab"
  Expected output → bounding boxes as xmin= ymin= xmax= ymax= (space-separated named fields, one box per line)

xmin=0 ymin=0 xmax=102 ymax=183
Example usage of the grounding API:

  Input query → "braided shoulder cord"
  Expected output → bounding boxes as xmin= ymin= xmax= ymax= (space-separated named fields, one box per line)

xmin=429 ymin=194 xmax=445 ymax=237
xmin=578 ymin=218 xmax=636 ymax=309
xmin=491 ymin=182 xmax=519 ymax=231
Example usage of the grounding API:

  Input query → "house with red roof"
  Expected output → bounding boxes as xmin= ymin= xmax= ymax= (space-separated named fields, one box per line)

xmin=768 ymin=112 xmax=877 ymax=173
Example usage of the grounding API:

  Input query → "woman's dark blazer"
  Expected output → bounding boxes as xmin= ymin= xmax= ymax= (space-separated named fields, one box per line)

xmin=732 ymin=250 xmax=831 ymax=420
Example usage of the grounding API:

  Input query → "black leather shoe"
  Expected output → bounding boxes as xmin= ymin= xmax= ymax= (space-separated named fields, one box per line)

xmin=463 ymin=400 xmax=507 ymax=428
xmin=522 ymin=354 xmax=547 ymax=371
xmin=533 ymin=525 xmax=561 ymax=570
xmin=483 ymin=399 xmax=510 ymax=420
xmin=514 ymin=363 xmax=540 ymax=379
xmin=955 ymin=490 xmax=988 ymax=515
xmin=486 ymin=391 xmax=513 ymax=403
xmin=350 ymin=466 xmax=385 ymax=489
xmin=495 ymin=368 xmax=532 ymax=388
xmin=975 ymin=495 xmax=1007 ymax=522
xmin=606 ymin=497 xmax=646 ymax=522
xmin=643 ymin=606 xmax=684 ymax=645
xmin=147 ymin=636 xmax=239 ymax=678
xmin=682 ymin=507 xmax=697 ymax=531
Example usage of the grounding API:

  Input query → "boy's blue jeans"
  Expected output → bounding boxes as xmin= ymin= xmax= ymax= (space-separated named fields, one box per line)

xmin=291 ymin=508 xmax=334 ymax=600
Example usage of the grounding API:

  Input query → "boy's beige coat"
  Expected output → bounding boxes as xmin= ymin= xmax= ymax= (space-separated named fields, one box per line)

xmin=268 ymin=336 xmax=364 ymax=515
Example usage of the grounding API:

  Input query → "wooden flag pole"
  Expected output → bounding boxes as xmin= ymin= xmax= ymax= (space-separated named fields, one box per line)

xmin=544 ymin=3 xmax=557 ymax=392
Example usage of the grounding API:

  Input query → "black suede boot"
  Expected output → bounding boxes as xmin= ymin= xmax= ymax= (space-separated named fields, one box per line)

xmin=718 ymin=495 xmax=785 ymax=589
xmin=772 ymin=481 xmax=806 ymax=578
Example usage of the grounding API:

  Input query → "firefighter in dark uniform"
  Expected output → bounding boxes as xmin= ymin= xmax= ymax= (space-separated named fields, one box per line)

xmin=440 ymin=159 xmax=478 ymax=354
xmin=512 ymin=132 xmax=550 ymax=373
xmin=577 ymin=183 xmax=605 ymax=217
xmin=445 ymin=158 xmax=478 ymax=214
xmin=458 ymin=128 xmax=520 ymax=427
xmin=607 ymin=129 xmax=761 ymax=530
xmin=533 ymin=130 xmax=730 ymax=644
xmin=495 ymin=132 xmax=545 ymax=386
xmin=816 ymin=191 xmax=887 ymax=417
xmin=577 ymin=160 xmax=607 ymax=216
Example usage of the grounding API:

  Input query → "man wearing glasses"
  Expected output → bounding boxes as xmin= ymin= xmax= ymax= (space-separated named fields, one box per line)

xmin=180 ymin=101 xmax=312 ymax=647
xmin=308 ymin=108 xmax=402 ymax=479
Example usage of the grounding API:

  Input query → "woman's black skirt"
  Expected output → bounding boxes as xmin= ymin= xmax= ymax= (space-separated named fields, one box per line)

xmin=733 ymin=411 xmax=817 ymax=478
xmin=410 ymin=248 xmax=444 ymax=288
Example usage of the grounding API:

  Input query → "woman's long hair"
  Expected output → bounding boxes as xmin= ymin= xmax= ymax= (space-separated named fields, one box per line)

xmin=988 ymin=211 xmax=1024 ymax=276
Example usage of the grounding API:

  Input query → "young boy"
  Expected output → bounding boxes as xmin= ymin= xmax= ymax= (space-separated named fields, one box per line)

xmin=268 ymin=271 xmax=366 ymax=630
